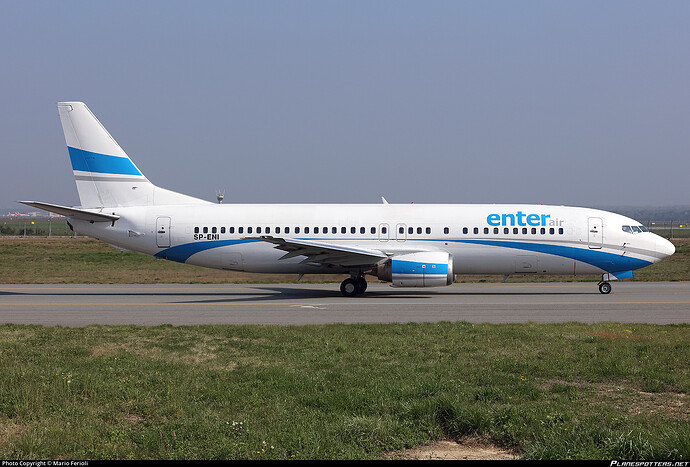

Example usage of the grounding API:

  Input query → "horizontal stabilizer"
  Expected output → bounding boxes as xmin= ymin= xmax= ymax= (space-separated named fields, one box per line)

xmin=18 ymin=201 xmax=120 ymax=223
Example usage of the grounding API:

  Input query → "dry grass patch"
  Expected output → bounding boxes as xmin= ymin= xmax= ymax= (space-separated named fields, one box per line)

xmin=385 ymin=438 xmax=517 ymax=460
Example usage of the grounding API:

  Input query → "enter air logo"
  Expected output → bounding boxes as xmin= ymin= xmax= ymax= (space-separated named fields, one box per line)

xmin=487 ymin=212 xmax=563 ymax=227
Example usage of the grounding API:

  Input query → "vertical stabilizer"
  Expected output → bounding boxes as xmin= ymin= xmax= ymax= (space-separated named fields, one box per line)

xmin=58 ymin=102 xmax=209 ymax=208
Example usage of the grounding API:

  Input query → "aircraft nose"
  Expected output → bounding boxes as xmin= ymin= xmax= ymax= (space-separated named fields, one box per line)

xmin=655 ymin=236 xmax=676 ymax=258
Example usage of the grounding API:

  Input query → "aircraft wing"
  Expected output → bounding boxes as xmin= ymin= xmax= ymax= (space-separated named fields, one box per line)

xmin=247 ymin=236 xmax=388 ymax=268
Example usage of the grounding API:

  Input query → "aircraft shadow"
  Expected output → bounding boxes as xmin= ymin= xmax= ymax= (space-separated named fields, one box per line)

xmin=0 ymin=285 xmax=594 ymax=305
xmin=170 ymin=285 xmax=593 ymax=304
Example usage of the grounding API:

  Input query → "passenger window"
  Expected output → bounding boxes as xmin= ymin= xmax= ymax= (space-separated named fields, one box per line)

xmin=494 ymin=228 xmax=499 ymax=234
xmin=314 ymin=227 xmax=319 ymax=234
xmin=371 ymin=227 xmax=376 ymax=234
xmin=256 ymin=227 xmax=262 ymax=234
xmin=275 ymin=227 xmax=280 ymax=234
xmin=203 ymin=227 xmax=208 ymax=234
xmin=444 ymin=227 xmax=449 ymax=234
xmin=473 ymin=227 xmax=479 ymax=234
xmin=360 ymin=227 xmax=365 ymax=234
xmin=426 ymin=227 xmax=431 ymax=234
xmin=341 ymin=227 xmax=346 ymax=234
xmin=382 ymin=226 xmax=387 ymax=234
xmin=531 ymin=228 xmax=536 ymax=234
xmin=285 ymin=227 xmax=290 ymax=234
xmin=229 ymin=227 xmax=235 ymax=234
xmin=351 ymin=227 xmax=356 ymax=234
xmin=463 ymin=227 xmax=468 ymax=234
xmin=549 ymin=228 xmax=555 ymax=234
xmin=504 ymin=228 xmax=509 ymax=234
xmin=194 ymin=227 xmax=199 ymax=233
xmin=522 ymin=228 xmax=527 ymax=234
xmin=513 ymin=228 xmax=518 ymax=234
xmin=221 ymin=227 xmax=226 ymax=234
xmin=295 ymin=227 xmax=300 ymax=234
xmin=212 ymin=227 xmax=217 ymax=234
xmin=559 ymin=228 xmax=564 ymax=234
xmin=238 ymin=227 xmax=244 ymax=234
xmin=266 ymin=227 xmax=271 ymax=234
xmin=408 ymin=227 xmax=413 ymax=235
xmin=305 ymin=227 xmax=310 ymax=234
xmin=484 ymin=228 xmax=489 ymax=234
xmin=332 ymin=227 xmax=337 ymax=234
xmin=417 ymin=227 xmax=422 ymax=234
xmin=540 ymin=228 xmax=546 ymax=234
xmin=323 ymin=227 xmax=328 ymax=234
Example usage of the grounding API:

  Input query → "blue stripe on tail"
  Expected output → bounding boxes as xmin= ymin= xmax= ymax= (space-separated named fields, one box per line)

xmin=68 ymin=147 xmax=142 ymax=176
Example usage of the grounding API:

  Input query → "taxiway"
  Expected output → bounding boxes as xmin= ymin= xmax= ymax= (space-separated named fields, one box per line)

xmin=1 ymin=282 xmax=689 ymax=326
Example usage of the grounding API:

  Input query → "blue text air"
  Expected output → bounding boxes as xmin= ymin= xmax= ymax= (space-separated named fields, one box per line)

xmin=487 ymin=212 xmax=564 ymax=227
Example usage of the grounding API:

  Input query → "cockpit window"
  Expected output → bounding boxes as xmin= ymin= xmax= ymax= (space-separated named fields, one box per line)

xmin=622 ymin=225 xmax=648 ymax=234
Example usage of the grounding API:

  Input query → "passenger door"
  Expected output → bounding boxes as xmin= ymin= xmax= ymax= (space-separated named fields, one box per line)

xmin=156 ymin=217 xmax=171 ymax=248
xmin=588 ymin=217 xmax=603 ymax=249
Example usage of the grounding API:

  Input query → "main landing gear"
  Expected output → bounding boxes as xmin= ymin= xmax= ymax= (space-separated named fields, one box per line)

xmin=598 ymin=281 xmax=612 ymax=294
xmin=340 ymin=275 xmax=367 ymax=297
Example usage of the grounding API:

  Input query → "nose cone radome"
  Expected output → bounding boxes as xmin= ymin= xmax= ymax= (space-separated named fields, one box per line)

xmin=655 ymin=236 xmax=676 ymax=258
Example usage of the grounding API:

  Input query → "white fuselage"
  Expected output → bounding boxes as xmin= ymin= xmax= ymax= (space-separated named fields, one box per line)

xmin=29 ymin=102 xmax=675 ymax=295
xmin=71 ymin=203 xmax=674 ymax=278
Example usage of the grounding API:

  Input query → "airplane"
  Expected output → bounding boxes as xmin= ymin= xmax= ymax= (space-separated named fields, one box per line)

xmin=21 ymin=102 xmax=675 ymax=296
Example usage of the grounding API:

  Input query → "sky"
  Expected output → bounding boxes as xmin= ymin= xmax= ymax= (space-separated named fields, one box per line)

xmin=1 ymin=1 xmax=689 ymax=209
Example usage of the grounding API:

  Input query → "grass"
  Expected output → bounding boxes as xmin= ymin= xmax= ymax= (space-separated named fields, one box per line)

xmin=0 ymin=322 xmax=687 ymax=460
xmin=0 ymin=236 xmax=688 ymax=284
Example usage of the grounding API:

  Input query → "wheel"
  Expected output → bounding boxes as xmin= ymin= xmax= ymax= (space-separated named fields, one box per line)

xmin=355 ymin=276 xmax=367 ymax=294
xmin=340 ymin=278 xmax=358 ymax=297
xmin=599 ymin=282 xmax=612 ymax=294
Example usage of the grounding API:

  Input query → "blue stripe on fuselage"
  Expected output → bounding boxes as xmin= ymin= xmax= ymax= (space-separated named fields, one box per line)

xmin=154 ymin=239 xmax=258 ymax=263
xmin=449 ymin=239 xmax=651 ymax=272
xmin=68 ymin=147 xmax=142 ymax=176
xmin=154 ymin=237 xmax=651 ymax=274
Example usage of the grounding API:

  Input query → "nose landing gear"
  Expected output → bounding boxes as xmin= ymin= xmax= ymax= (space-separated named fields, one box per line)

xmin=598 ymin=281 xmax=612 ymax=294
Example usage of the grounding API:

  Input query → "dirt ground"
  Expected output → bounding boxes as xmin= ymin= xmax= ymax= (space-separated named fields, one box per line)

xmin=385 ymin=438 xmax=517 ymax=460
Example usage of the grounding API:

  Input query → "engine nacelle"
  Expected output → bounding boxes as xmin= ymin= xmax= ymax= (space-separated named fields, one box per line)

xmin=375 ymin=251 xmax=455 ymax=287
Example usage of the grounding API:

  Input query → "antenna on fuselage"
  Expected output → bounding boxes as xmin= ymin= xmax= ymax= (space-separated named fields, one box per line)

xmin=217 ymin=190 xmax=225 ymax=204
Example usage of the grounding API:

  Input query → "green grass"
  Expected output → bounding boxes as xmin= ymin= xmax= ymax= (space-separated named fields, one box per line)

xmin=0 ymin=323 xmax=687 ymax=460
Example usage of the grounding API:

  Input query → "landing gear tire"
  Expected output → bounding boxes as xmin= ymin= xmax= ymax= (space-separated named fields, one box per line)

xmin=355 ymin=276 xmax=367 ymax=294
xmin=341 ymin=277 xmax=367 ymax=297
xmin=340 ymin=278 xmax=358 ymax=297
xmin=598 ymin=281 xmax=612 ymax=294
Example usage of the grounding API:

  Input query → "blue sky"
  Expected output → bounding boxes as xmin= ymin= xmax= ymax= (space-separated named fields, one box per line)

xmin=2 ymin=1 xmax=689 ymax=208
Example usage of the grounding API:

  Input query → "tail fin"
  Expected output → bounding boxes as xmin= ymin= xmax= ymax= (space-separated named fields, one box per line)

xmin=58 ymin=102 xmax=209 ymax=208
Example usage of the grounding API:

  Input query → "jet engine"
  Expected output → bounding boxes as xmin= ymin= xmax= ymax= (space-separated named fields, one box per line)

xmin=375 ymin=251 xmax=455 ymax=287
